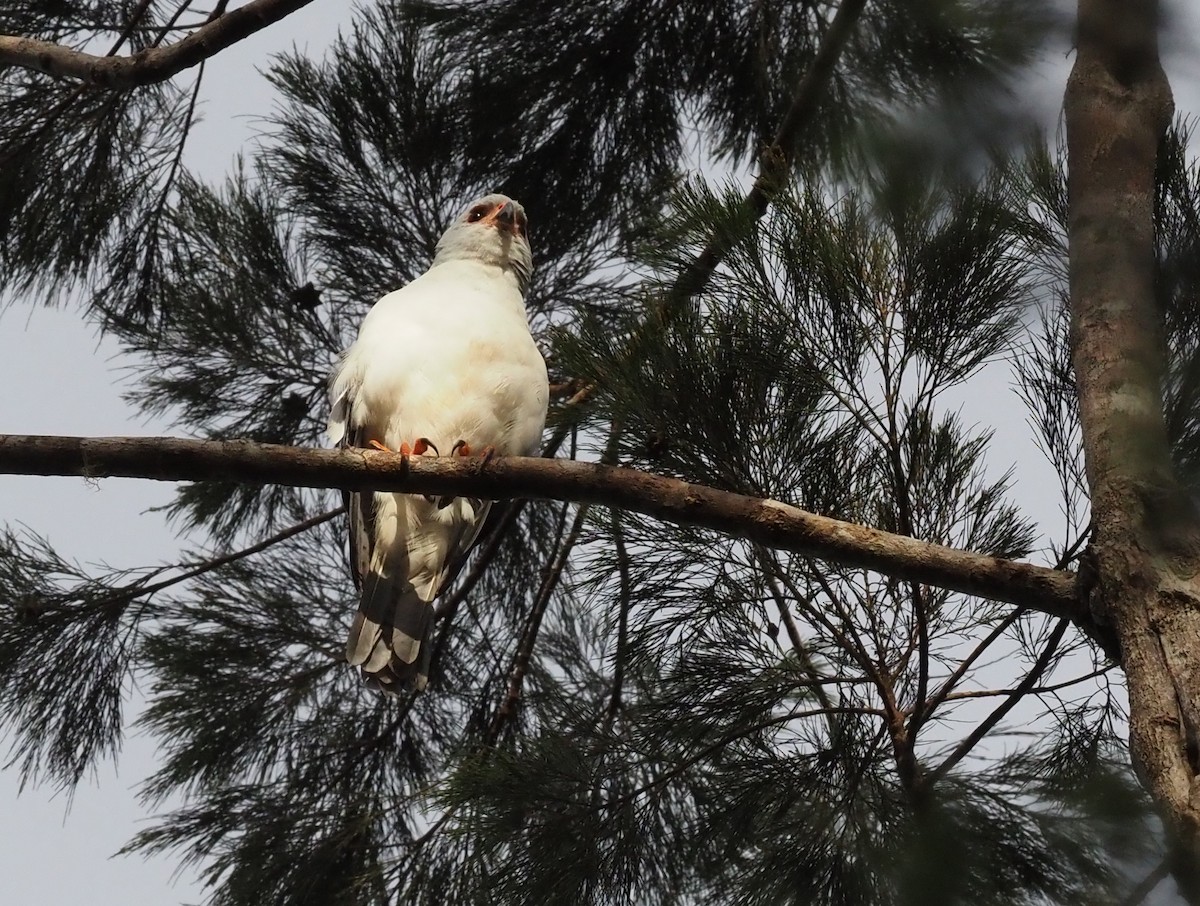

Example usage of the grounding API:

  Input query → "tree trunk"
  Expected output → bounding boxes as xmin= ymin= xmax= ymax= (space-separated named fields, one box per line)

xmin=1065 ymin=0 xmax=1200 ymax=894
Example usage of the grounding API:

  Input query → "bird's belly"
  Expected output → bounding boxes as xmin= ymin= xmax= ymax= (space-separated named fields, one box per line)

xmin=355 ymin=328 xmax=546 ymax=456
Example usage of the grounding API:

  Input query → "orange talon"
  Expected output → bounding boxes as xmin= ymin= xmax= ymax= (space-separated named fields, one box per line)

xmin=451 ymin=440 xmax=496 ymax=464
xmin=368 ymin=440 xmax=394 ymax=453
xmin=399 ymin=437 xmax=438 ymax=456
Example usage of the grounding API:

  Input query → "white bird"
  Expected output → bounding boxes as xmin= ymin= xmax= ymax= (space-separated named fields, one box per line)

xmin=327 ymin=194 xmax=548 ymax=693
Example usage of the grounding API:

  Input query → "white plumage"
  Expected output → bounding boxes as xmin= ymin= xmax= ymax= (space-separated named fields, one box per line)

xmin=327 ymin=194 xmax=548 ymax=692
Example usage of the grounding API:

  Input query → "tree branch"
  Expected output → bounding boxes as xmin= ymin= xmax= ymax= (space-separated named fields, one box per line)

xmin=0 ymin=433 xmax=1084 ymax=622
xmin=665 ymin=0 xmax=867 ymax=305
xmin=928 ymin=618 xmax=1070 ymax=785
xmin=0 ymin=0 xmax=318 ymax=88
xmin=544 ymin=0 xmax=869 ymax=420
xmin=484 ymin=503 xmax=588 ymax=746
xmin=603 ymin=508 xmax=634 ymax=729
xmin=935 ymin=663 xmax=1117 ymax=702
xmin=1117 ymin=858 xmax=1170 ymax=906
xmin=105 ymin=0 xmax=155 ymax=56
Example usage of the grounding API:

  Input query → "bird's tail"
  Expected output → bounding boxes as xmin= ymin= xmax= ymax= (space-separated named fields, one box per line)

xmin=346 ymin=571 xmax=435 ymax=694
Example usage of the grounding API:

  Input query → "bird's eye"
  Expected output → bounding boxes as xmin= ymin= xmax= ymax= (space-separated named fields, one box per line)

xmin=467 ymin=207 xmax=488 ymax=222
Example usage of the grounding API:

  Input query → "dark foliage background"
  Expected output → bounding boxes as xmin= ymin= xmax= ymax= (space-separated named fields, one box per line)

xmin=1 ymin=1 xmax=1197 ymax=904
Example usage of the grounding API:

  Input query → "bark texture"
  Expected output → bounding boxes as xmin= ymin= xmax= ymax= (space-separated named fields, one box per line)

xmin=0 ymin=432 xmax=1082 ymax=620
xmin=1065 ymin=0 xmax=1200 ymax=892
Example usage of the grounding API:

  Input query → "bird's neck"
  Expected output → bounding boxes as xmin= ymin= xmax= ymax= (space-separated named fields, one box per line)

xmin=431 ymin=251 xmax=530 ymax=294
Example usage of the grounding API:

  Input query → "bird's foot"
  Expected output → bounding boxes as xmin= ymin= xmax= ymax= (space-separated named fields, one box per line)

xmin=400 ymin=437 xmax=439 ymax=457
xmin=451 ymin=440 xmax=496 ymax=465
xmin=368 ymin=439 xmax=394 ymax=453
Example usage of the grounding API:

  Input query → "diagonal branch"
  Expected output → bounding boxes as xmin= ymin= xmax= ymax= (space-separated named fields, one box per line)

xmin=666 ymin=0 xmax=867 ymax=305
xmin=125 ymin=505 xmax=342 ymax=601
xmin=927 ymin=618 xmax=1070 ymax=785
xmin=105 ymin=0 xmax=155 ymax=56
xmin=546 ymin=0 xmax=869 ymax=423
xmin=0 ymin=433 xmax=1084 ymax=622
xmin=1117 ymin=858 xmax=1170 ymax=906
xmin=484 ymin=503 xmax=589 ymax=746
xmin=0 ymin=0 xmax=318 ymax=88
xmin=603 ymin=507 xmax=634 ymax=729
xmin=14 ymin=506 xmax=343 ymax=620
xmin=922 ymin=606 xmax=1028 ymax=719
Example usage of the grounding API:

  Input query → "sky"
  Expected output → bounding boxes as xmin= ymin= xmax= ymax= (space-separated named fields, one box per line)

xmin=1 ymin=3 xmax=1199 ymax=905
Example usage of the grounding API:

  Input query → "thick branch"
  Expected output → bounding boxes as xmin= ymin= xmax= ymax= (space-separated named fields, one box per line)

xmin=0 ymin=433 xmax=1082 ymax=621
xmin=0 ymin=0 xmax=318 ymax=88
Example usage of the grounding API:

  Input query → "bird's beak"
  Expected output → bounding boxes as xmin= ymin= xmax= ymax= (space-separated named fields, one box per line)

xmin=485 ymin=200 xmax=519 ymax=235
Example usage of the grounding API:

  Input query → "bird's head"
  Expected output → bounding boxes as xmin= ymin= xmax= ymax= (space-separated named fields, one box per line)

xmin=433 ymin=193 xmax=533 ymax=292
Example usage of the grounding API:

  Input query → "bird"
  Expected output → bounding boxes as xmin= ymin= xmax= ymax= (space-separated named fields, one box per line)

xmin=326 ymin=193 xmax=548 ymax=693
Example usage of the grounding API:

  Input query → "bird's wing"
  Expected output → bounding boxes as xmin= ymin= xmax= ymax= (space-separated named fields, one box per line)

xmin=327 ymin=369 xmax=374 ymax=592
xmin=343 ymin=428 xmax=376 ymax=594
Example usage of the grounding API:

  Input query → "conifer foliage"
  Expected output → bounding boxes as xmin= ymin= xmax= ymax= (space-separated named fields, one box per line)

xmin=0 ymin=1 xmax=1196 ymax=904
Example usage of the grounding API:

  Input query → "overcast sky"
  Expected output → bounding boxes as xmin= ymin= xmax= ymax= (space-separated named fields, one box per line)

xmin=1 ymin=3 xmax=1199 ymax=904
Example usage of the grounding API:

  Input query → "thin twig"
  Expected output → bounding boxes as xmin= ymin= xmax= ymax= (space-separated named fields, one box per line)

xmin=146 ymin=505 xmax=341 ymax=592
xmin=603 ymin=508 xmax=633 ymax=730
xmin=921 ymin=606 xmax=1028 ymax=718
xmin=934 ymin=663 xmax=1116 ymax=702
xmin=149 ymin=0 xmax=197 ymax=48
xmin=664 ymin=0 xmax=869 ymax=305
xmin=105 ymin=0 xmax=155 ymax=55
xmin=758 ymin=549 xmax=900 ymax=713
xmin=610 ymin=705 xmax=888 ymax=810
xmin=759 ymin=559 xmax=839 ymax=718
xmin=530 ymin=0 xmax=870 ymax=428
xmin=875 ymin=301 xmax=930 ymax=791
xmin=205 ymin=0 xmax=233 ymax=24
xmin=484 ymin=504 xmax=590 ymax=746
xmin=19 ymin=506 xmax=343 ymax=618
xmin=1116 ymin=858 xmax=1170 ymax=906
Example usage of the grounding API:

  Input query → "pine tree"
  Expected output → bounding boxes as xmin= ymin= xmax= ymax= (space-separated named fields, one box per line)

xmin=0 ymin=1 xmax=1196 ymax=903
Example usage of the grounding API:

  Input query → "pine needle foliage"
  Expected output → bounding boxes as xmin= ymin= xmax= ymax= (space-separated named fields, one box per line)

xmin=0 ymin=1 xmax=1195 ymax=904
xmin=0 ymin=1 xmax=195 ymax=310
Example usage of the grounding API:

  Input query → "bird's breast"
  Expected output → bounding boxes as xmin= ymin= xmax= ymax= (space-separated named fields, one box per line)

xmin=350 ymin=290 xmax=547 ymax=456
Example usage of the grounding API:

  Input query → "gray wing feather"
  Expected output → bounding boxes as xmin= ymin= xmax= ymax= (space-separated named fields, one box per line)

xmin=347 ymin=497 xmax=491 ymax=693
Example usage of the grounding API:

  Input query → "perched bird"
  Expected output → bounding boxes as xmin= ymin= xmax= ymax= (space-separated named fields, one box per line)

xmin=327 ymin=194 xmax=548 ymax=693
